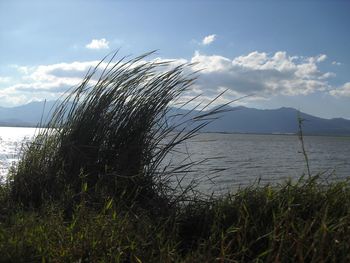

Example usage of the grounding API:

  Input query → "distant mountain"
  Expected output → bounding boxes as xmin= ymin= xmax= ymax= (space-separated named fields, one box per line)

xmin=1 ymin=101 xmax=350 ymax=136
xmin=201 ymin=106 xmax=350 ymax=136
xmin=0 ymin=101 xmax=56 ymax=127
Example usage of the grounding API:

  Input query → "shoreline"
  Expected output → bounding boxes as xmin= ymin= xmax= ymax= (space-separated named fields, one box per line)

xmin=1 ymin=125 xmax=350 ymax=137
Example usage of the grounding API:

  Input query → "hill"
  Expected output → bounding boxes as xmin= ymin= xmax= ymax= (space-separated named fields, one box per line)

xmin=202 ymin=106 xmax=350 ymax=136
xmin=1 ymin=101 xmax=350 ymax=135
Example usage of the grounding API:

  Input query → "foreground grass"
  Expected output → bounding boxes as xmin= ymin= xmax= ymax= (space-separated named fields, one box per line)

xmin=1 ymin=176 xmax=350 ymax=262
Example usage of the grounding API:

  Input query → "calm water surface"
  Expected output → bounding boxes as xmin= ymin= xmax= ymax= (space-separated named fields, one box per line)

xmin=175 ymin=133 xmax=350 ymax=191
xmin=1 ymin=127 xmax=349 ymax=191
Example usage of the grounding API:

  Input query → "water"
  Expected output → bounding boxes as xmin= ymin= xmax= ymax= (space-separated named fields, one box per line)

xmin=1 ymin=127 xmax=350 ymax=191
xmin=173 ymin=133 xmax=350 ymax=192
xmin=0 ymin=127 xmax=37 ymax=181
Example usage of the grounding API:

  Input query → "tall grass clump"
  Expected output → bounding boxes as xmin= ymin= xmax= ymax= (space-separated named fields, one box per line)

xmin=10 ymin=51 xmax=224 ymax=211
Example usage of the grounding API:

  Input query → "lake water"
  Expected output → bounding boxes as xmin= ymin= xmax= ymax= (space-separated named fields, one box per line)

xmin=0 ymin=127 xmax=37 ymax=181
xmin=1 ymin=127 xmax=350 ymax=191
xmin=175 ymin=133 xmax=350 ymax=192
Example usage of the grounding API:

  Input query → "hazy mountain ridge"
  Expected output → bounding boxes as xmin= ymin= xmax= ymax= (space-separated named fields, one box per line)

xmin=1 ymin=101 xmax=350 ymax=135
xmin=0 ymin=101 xmax=57 ymax=126
xmin=201 ymin=106 xmax=350 ymax=135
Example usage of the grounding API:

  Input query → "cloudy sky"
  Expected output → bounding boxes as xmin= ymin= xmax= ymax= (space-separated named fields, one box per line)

xmin=1 ymin=0 xmax=350 ymax=119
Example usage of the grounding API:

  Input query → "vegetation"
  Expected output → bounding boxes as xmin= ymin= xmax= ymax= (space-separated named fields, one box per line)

xmin=2 ymin=176 xmax=350 ymax=262
xmin=0 ymin=52 xmax=349 ymax=262
xmin=9 ymin=52 xmax=226 ymax=212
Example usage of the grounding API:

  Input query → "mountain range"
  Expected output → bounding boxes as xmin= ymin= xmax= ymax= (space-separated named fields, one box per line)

xmin=201 ymin=106 xmax=350 ymax=136
xmin=1 ymin=101 xmax=350 ymax=136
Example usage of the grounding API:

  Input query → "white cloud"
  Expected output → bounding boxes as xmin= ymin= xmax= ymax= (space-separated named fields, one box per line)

xmin=0 ymin=58 xmax=155 ymax=106
xmin=332 ymin=61 xmax=342 ymax=66
xmin=329 ymin=83 xmax=350 ymax=97
xmin=0 ymin=77 xmax=11 ymax=83
xmin=0 ymin=61 xmax=108 ymax=106
xmin=0 ymin=50 xmax=347 ymax=107
xmin=202 ymin=34 xmax=216 ymax=45
xmin=190 ymin=51 xmax=332 ymax=97
xmin=316 ymin=54 xmax=327 ymax=62
xmin=86 ymin=38 xmax=110 ymax=49
xmin=10 ymin=65 xmax=31 ymax=74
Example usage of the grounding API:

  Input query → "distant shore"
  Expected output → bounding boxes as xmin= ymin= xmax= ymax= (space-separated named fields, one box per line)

xmin=1 ymin=124 xmax=350 ymax=137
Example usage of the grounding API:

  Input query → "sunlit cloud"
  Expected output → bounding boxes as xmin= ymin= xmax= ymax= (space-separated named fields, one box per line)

xmin=316 ymin=54 xmax=327 ymax=62
xmin=202 ymin=34 xmax=216 ymax=45
xmin=330 ymin=82 xmax=350 ymax=97
xmin=0 ymin=77 xmax=11 ymax=83
xmin=86 ymin=38 xmax=110 ymax=49
xmin=0 ymin=50 xmax=348 ymax=107
xmin=190 ymin=51 xmax=333 ymax=97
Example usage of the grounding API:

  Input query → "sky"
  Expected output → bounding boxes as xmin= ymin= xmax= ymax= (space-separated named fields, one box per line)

xmin=1 ymin=0 xmax=350 ymax=119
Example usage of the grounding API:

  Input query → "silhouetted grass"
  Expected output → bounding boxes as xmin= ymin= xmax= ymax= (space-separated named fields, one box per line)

xmin=8 ymin=51 xmax=226 ymax=213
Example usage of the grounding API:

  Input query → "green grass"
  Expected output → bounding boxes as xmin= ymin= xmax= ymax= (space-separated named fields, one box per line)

xmin=1 ymin=177 xmax=350 ymax=262
xmin=1 ymin=52 xmax=349 ymax=262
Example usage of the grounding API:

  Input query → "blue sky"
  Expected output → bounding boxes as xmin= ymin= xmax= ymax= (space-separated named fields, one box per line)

xmin=1 ymin=0 xmax=350 ymax=119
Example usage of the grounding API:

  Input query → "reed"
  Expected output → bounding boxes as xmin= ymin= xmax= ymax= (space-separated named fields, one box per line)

xmin=9 ymin=51 xmax=226 ymax=212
